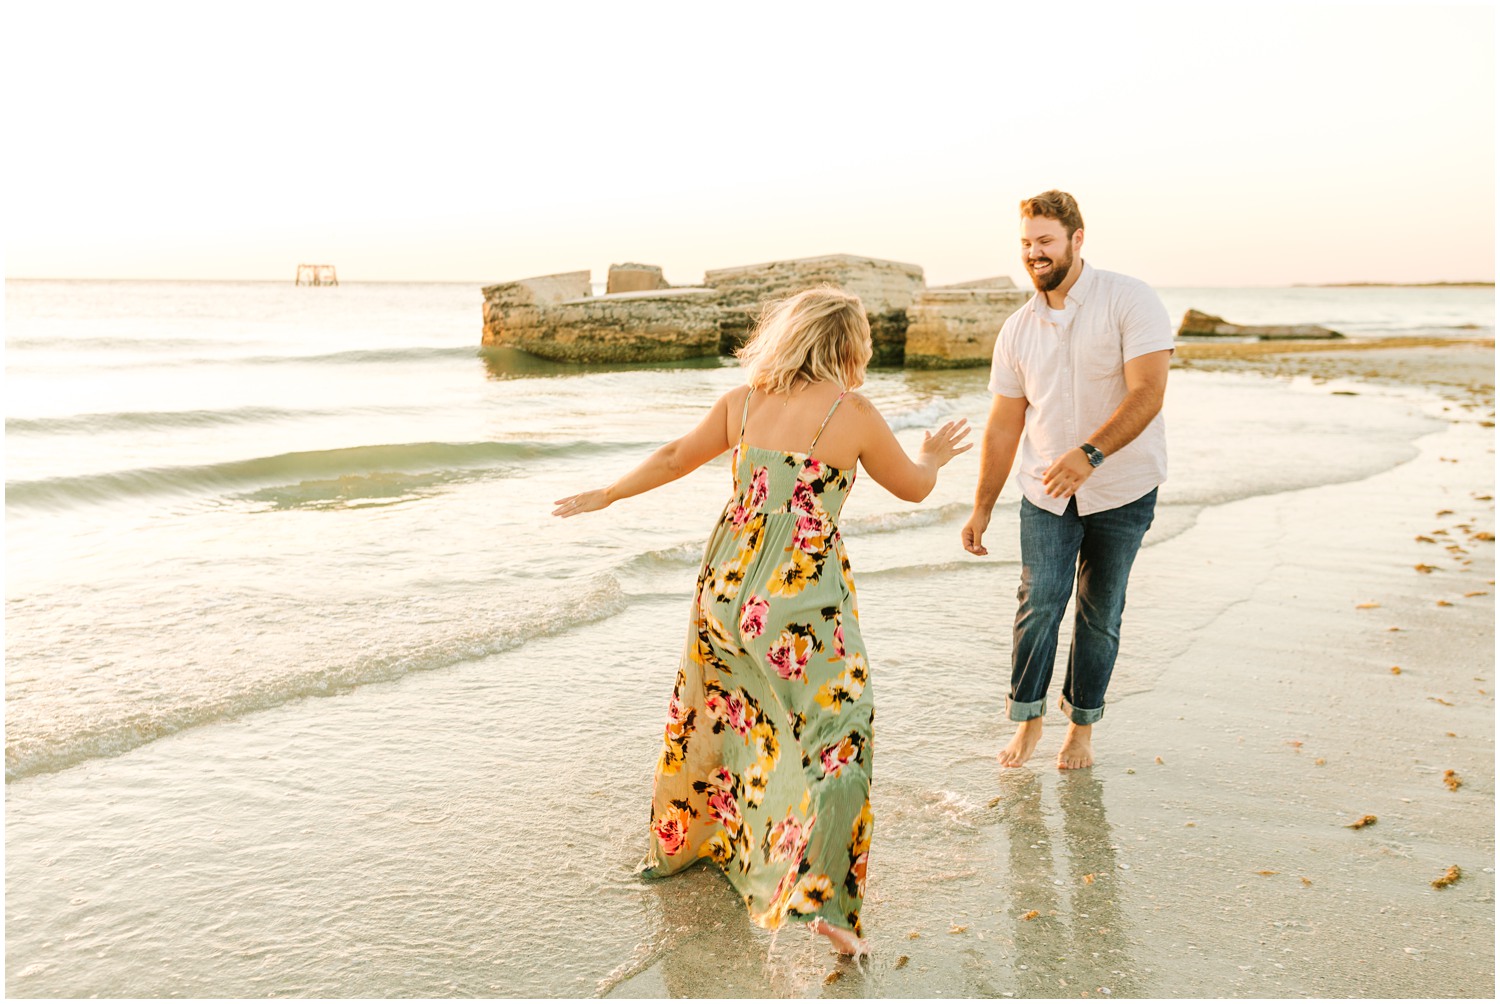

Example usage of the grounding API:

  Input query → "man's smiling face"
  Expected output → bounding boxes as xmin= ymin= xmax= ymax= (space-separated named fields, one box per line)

xmin=1020 ymin=215 xmax=1082 ymax=293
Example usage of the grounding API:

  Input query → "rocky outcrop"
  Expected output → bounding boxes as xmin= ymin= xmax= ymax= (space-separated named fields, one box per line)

xmin=606 ymin=263 xmax=668 ymax=294
xmin=1178 ymin=309 xmax=1345 ymax=340
xmin=905 ymin=281 xmax=1030 ymax=368
xmin=703 ymin=254 xmax=926 ymax=364
xmin=483 ymin=255 xmax=933 ymax=366
xmin=482 ymin=271 xmax=594 ymax=354
xmin=483 ymin=285 xmax=721 ymax=363
xmin=931 ymin=275 xmax=1017 ymax=290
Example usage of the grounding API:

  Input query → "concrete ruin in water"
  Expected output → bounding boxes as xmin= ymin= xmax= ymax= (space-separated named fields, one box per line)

xmin=480 ymin=254 xmax=1029 ymax=368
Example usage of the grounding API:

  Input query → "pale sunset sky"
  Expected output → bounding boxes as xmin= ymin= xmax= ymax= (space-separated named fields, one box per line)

xmin=4 ymin=2 xmax=1494 ymax=287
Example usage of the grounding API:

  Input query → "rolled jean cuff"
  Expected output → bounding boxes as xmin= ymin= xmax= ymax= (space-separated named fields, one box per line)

xmin=1059 ymin=695 xmax=1104 ymax=726
xmin=1007 ymin=696 xmax=1046 ymax=722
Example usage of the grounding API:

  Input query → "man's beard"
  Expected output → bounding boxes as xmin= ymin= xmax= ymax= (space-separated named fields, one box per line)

xmin=1026 ymin=243 xmax=1075 ymax=293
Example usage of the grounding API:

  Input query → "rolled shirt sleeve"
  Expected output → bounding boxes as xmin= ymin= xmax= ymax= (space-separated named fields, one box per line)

xmin=1119 ymin=280 xmax=1176 ymax=363
xmin=987 ymin=316 xmax=1026 ymax=397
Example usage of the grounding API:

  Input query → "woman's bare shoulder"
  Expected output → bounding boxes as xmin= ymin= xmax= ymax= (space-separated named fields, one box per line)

xmin=844 ymin=391 xmax=886 ymax=422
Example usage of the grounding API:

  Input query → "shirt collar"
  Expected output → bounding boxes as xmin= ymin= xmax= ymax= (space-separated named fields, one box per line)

xmin=1064 ymin=260 xmax=1095 ymax=307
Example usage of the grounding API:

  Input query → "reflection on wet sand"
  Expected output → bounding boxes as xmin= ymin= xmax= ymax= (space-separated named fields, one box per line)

xmin=998 ymin=768 xmax=1138 ymax=997
xmin=608 ymin=862 xmax=871 ymax=998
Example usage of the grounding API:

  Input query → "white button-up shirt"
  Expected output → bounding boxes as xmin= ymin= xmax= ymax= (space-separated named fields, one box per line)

xmin=988 ymin=261 xmax=1175 ymax=516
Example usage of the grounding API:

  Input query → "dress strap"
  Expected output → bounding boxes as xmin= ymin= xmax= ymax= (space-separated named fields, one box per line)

xmin=807 ymin=390 xmax=849 ymax=455
xmin=738 ymin=388 xmax=754 ymax=446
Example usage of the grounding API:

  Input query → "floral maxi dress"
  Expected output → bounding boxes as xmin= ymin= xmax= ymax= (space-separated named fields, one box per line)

xmin=641 ymin=389 xmax=874 ymax=938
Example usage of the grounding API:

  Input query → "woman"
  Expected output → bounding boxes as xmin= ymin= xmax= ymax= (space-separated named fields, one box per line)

xmin=553 ymin=286 xmax=970 ymax=955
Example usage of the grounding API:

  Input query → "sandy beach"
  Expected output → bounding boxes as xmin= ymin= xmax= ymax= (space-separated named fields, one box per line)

xmin=5 ymin=336 xmax=1494 ymax=998
xmin=598 ymin=342 xmax=1497 ymax=998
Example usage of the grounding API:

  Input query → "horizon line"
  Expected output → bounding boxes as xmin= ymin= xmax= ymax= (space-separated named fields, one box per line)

xmin=5 ymin=276 xmax=1495 ymax=289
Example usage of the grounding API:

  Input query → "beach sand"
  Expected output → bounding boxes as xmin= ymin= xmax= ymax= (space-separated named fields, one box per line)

xmin=1176 ymin=337 xmax=1496 ymax=403
xmin=606 ymin=342 xmax=1497 ymax=998
xmin=5 ymin=342 xmax=1493 ymax=998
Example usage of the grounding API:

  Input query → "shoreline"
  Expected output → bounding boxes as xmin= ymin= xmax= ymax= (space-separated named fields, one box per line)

xmin=1294 ymin=282 xmax=1494 ymax=289
xmin=4 ymin=347 xmax=1493 ymax=998
xmin=609 ymin=354 xmax=1496 ymax=997
xmin=1175 ymin=337 xmax=1495 ymax=406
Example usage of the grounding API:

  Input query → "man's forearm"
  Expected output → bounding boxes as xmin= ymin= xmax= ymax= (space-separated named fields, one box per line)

xmin=1086 ymin=386 xmax=1164 ymax=456
xmin=973 ymin=426 xmax=1023 ymax=511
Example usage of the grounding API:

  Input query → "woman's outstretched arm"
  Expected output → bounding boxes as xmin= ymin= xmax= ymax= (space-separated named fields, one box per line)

xmin=848 ymin=393 xmax=972 ymax=503
xmin=552 ymin=388 xmax=740 ymax=518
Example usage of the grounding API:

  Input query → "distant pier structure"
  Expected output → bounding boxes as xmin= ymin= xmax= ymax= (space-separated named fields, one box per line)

xmin=295 ymin=264 xmax=339 ymax=286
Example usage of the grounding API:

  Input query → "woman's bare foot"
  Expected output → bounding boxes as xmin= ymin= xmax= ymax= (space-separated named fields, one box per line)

xmin=807 ymin=918 xmax=868 ymax=957
xmin=1057 ymin=723 xmax=1094 ymax=769
xmin=998 ymin=717 xmax=1045 ymax=767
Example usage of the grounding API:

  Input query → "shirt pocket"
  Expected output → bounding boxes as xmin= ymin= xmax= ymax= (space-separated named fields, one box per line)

xmin=1080 ymin=331 xmax=1124 ymax=382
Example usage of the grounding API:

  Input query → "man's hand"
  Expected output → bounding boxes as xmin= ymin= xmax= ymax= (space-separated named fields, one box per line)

xmin=962 ymin=509 xmax=992 ymax=556
xmin=1042 ymin=448 xmax=1094 ymax=499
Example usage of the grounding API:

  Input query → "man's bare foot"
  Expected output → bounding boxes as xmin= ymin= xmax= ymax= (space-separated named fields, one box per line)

xmin=1057 ymin=723 xmax=1094 ymax=769
xmin=807 ymin=918 xmax=868 ymax=957
xmin=998 ymin=717 xmax=1045 ymax=767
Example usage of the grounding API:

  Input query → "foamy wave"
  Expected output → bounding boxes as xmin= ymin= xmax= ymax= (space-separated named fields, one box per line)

xmin=886 ymin=400 xmax=963 ymax=432
xmin=842 ymin=501 xmax=972 ymax=535
xmin=859 ymin=558 xmax=1008 ymax=580
xmin=236 ymin=346 xmax=482 ymax=367
xmin=4 ymin=575 xmax=630 ymax=783
xmin=625 ymin=541 xmax=707 ymax=570
xmin=7 ymin=405 xmax=355 ymax=435
xmin=6 ymin=439 xmax=618 ymax=511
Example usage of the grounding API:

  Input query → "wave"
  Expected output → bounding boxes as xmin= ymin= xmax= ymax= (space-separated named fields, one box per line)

xmin=234 ymin=346 xmax=482 ymax=367
xmin=6 ymin=405 xmax=367 ymax=435
xmin=842 ymin=501 xmax=972 ymax=535
xmin=886 ymin=400 xmax=965 ymax=432
xmin=6 ymin=336 xmax=256 ymax=352
xmin=860 ymin=557 xmax=1015 ymax=580
xmin=626 ymin=541 xmax=709 ymax=570
xmin=4 ymin=575 xmax=630 ymax=783
xmin=10 ymin=344 xmax=484 ymax=371
xmin=6 ymin=439 xmax=619 ymax=511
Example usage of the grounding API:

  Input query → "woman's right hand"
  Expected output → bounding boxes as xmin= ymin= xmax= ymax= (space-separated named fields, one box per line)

xmin=552 ymin=488 xmax=612 ymax=518
xmin=919 ymin=419 xmax=973 ymax=468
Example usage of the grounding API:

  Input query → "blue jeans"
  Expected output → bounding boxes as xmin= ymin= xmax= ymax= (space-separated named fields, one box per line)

xmin=1009 ymin=488 xmax=1157 ymax=725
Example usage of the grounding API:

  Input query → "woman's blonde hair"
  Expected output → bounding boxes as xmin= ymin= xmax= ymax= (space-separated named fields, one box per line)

xmin=735 ymin=285 xmax=873 ymax=394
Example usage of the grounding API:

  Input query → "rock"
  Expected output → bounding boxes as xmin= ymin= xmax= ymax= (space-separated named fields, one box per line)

xmin=1178 ymin=309 xmax=1345 ymax=340
xmin=905 ymin=283 xmax=1030 ymax=369
xmin=481 ymin=270 xmax=591 ymax=307
xmin=931 ymin=276 xmax=1017 ymax=290
xmin=484 ymin=275 xmax=723 ymax=363
xmin=482 ymin=271 xmax=593 ymax=353
xmin=606 ymin=263 xmax=669 ymax=295
xmin=704 ymin=254 xmax=925 ymax=364
xmin=481 ymin=255 xmax=1025 ymax=367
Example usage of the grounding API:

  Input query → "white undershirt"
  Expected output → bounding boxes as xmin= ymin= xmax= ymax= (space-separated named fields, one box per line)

xmin=1039 ymin=299 xmax=1073 ymax=329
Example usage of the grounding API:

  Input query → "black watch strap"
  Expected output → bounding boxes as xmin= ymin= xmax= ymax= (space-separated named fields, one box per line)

xmin=1081 ymin=443 xmax=1105 ymax=467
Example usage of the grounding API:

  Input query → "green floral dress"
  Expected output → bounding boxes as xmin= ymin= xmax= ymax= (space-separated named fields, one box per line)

xmin=641 ymin=388 xmax=874 ymax=938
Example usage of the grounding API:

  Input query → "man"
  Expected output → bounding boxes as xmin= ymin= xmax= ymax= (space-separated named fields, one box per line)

xmin=962 ymin=190 xmax=1174 ymax=770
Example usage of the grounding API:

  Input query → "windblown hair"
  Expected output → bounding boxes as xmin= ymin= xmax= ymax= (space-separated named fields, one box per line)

xmin=736 ymin=285 xmax=873 ymax=394
xmin=1019 ymin=189 xmax=1085 ymax=238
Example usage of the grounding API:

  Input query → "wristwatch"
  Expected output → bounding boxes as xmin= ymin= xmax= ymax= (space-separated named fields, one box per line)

xmin=1081 ymin=443 xmax=1105 ymax=468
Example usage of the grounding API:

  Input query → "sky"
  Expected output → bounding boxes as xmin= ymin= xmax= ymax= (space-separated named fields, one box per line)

xmin=3 ymin=2 xmax=1495 ymax=287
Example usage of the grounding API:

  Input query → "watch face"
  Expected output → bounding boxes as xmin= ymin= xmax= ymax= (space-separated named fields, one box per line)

xmin=1084 ymin=445 xmax=1104 ymax=467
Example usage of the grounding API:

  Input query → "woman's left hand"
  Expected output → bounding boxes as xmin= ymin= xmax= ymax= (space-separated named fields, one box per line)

xmin=552 ymin=489 xmax=611 ymax=518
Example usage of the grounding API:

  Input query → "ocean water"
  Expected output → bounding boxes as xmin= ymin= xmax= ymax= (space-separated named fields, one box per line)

xmin=2 ymin=279 xmax=1490 ymax=996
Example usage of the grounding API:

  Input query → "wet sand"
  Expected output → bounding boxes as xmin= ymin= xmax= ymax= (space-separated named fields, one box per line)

xmin=5 ymin=343 xmax=1492 ymax=998
xmin=1176 ymin=337 xmax=1496 ymax=404
xmin=609 ymin=343 xmax=1496 ymax=998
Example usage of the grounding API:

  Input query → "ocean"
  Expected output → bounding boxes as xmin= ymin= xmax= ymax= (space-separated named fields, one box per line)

xmin=3 ymin=278 xmax=1492 ymax=996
